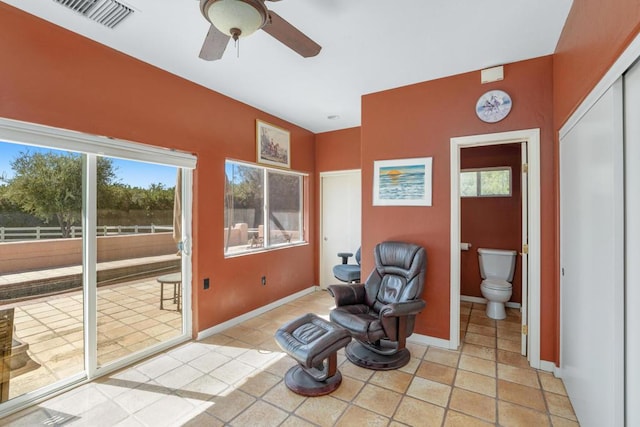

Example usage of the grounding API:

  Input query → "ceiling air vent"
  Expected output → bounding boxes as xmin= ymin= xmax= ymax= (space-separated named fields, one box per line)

xmin=53 ymin=0 xmax=134 ymax=29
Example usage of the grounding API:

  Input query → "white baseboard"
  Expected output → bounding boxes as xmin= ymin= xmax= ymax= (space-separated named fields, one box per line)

xmin=408 ymin=333 xmax=452 ymax=350
xmin=539 ymin=359 xmax=560 ymax=375
xmin=460 ymin=295 xmax=486 ymax=304
xmin=196 ymin=286 xmax=317 ymax=340
xmin=460 ymin=294 xmax=521 ymax=309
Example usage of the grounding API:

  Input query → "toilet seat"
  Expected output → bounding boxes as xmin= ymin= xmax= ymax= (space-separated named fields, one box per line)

xmin=481 ymin=279 xmax=512 ymax=291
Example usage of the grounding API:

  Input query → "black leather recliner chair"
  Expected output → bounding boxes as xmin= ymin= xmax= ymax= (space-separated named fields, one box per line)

xmin=328 ymin=241 xmax=426 ymax=370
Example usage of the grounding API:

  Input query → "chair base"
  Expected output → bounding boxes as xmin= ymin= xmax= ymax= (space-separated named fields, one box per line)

xmin=344 ymin=341 xmax=411 ymax=371
xmin=284 ymin=365 xmax=343 ymax=396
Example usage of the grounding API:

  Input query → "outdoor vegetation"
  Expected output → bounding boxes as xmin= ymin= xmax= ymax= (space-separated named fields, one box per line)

xmin=460 ymin=167 xmax=512 ymax=197
xmin=0 ymin=151 xmax=175 ymax=238
xmin=224 ymin=160 xmax=303 ymax=253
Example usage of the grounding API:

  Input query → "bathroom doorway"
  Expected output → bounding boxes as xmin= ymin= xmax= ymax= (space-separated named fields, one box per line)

xmin=450 ymin=129 xmax=542 ymax=369
xmin=459 ymin=143 xmax=525 ymax=352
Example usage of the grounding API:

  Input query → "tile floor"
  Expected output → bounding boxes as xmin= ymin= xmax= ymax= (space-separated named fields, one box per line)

xmin=5 ymin=277 xmax=182 ymax=399
xmin=2 ymin=290 xmax=579 ymax=426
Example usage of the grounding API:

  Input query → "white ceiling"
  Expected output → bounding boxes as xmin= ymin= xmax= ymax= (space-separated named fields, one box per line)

xmin=4 ymin=0 xmax=573 ymax=133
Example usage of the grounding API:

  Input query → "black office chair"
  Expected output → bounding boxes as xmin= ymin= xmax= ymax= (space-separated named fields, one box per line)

xmin=332 ymin=247 xmax=361 ymax=283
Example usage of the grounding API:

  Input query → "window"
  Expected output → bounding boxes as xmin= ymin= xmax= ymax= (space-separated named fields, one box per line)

xmin=224 ymin=160 xmax=305 ymax=255
xmin=460 ymin=167 xmax=512 ymax=197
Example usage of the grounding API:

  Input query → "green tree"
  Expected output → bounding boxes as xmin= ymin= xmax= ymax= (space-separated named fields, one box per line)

xmin=225 ymin=163 xmax=264 ymax=225
xmin=138 ymin=183 xmax=175 ymax=212
xmin=3 ymin=151 xmax=116 ymax=237
xmin=100 ymin=182 xmax=174 ymax=213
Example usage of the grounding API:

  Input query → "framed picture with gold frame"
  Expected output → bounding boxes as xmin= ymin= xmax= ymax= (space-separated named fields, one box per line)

xmin=256 ymin=120 xmax=290 ymax=168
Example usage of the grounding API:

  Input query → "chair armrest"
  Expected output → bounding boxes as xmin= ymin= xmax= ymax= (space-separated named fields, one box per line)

xmin=337 ymin=252 xmax=353 ymax=264
xmin=327 ymin=284 xmax=366 ymax=306
xmin=379 ymin=299 xmax=426 ymax=318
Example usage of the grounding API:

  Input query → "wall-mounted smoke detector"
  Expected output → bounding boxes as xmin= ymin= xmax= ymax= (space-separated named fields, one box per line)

xmin=53 ymin=0 xmax=134 ymax=29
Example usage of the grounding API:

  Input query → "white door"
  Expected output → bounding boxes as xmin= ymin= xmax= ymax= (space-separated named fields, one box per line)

xmin=624 ymin=59 xmax=640 ymax=427
xmin=520 ymin=142 xmax=528 ymax=356
xmin=320 ymin=170 xmax=361 ymax=288
xmin=560 ymin=79 xmax=624 ymax=427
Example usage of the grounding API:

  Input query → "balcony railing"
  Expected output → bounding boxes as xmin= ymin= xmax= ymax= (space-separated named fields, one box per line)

xmin=0 ymin=225 xmax=173 ymax=242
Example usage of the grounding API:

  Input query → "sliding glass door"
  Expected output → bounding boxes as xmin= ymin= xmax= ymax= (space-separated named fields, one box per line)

xmin=0 ymin=143 xmax=86 ymax=402
xmin=0 ymin=119 xmax=195 ymax=415
xmin=96 ymin=157 xmax=183 ymax=366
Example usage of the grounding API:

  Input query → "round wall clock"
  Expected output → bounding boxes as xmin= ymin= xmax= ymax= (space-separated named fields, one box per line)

xmin=475 ymin=90 xmax=512 ymax=123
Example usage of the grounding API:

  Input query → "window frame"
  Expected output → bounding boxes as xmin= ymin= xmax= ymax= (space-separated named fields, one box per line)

xmin=224 ymin=159 xmax=307 ymax=257
xmin=460 ymin=166 xmax=512 ymax=198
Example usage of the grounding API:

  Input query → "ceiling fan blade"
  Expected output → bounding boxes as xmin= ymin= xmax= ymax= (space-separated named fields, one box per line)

xmin=262 ymin=11 xmax=321 ymax=58
xmin=199 ymin=24 xmax=230 ymax=61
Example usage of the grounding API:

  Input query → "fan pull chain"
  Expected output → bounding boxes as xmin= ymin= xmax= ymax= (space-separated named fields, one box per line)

xmin=231 ymin=28 xmax=241 ymax=59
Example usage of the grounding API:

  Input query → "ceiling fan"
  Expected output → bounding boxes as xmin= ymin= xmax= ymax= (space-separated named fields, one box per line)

xmin=198 ymin=0 xmax=322 ymax=61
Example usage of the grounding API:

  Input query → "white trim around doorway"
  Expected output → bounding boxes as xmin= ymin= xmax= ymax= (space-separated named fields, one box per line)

xmin=450 ymin=129 xmax=542 ymax=369
xmin=319 ymin=169 xmax=362 ymax=289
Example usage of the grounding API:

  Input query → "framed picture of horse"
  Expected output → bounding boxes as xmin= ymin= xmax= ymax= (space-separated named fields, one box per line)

xmin=256 ymin=120 xmax=290 ymax=168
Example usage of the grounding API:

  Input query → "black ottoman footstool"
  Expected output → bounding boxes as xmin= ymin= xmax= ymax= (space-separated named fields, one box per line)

xmin=275 ymin=313 xmax=351 ymax=396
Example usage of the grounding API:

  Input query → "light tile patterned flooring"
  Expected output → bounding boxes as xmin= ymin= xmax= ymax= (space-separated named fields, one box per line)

xmin=3 ymin=290 xmax=579 ymax=426
xmin=5 ymin=278 xmax=182 ymax=399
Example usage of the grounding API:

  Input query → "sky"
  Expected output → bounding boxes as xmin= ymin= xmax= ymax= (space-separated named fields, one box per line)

xmin=0 ymin=141 xmax=176 ymax=188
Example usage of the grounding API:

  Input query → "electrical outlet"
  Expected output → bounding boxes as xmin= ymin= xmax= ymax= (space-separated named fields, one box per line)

xmin=261 ymin=276 xmax=266 ymax=286
xmin=204 ymin=278 xmax=210 ymax=290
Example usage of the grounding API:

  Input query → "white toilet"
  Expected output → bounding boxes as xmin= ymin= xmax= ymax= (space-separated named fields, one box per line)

xmin=478 ymin=248 xmax=517 ymax=320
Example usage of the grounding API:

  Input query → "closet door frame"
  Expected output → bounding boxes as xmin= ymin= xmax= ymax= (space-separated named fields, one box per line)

xmin=559 ymin=31 xmax=640 ymax=427
xmin=559 ymin=79 xmax=624 ymax=427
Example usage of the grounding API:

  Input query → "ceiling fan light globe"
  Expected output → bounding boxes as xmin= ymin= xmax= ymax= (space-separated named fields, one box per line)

xmin=206 ymin=0 xmax=267 ymax=38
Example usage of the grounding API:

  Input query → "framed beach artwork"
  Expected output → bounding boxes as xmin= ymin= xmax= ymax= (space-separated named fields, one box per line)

xmin=373 ymin=157 xmax=433 ymax=206
xmin=256 ymin=120 xmax=290 ymax=168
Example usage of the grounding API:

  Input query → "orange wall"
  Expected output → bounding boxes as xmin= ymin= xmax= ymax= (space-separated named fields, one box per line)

xmin=313 ymin=127 xmax=361 ymax=283
xmin=0 ymin=4 xmax=316 ymax=336
xmin=460 ymin=144 xmax=522 ymax=303
xmin=361 ymin=56 xmax=556 ymax=357
xmin=554 ymin=0 xmax=640 ymax=127
xmin=315 ymin=127 xmax=361 ymax=173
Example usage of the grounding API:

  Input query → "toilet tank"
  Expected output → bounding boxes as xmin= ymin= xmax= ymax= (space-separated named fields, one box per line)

xmin=478 ymin=248 xmax=517 ymax=281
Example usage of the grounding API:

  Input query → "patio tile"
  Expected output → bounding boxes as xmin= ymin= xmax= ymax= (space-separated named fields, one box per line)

xmin=393 ymin=395 xmax=445 ymax=427
xmin=415 ymin=360 xmax=456 ymax=385
xmin=136 ymin=354 xmax=183 ymax=379
xmin=188 ymin=350 xmax=232 ymax=373
xmin=406 ymin=376 xmax=452 ymax=407
xmin=210 ymin=359 xmax=256 ymax=385
xmin=295 ymin=395 xmax=348 ymax=427
xmin=230 ymin=400 xmax=288 ymax=427
xmin=155 ymin=364 xmax=204 ymax=390
xmin=424 ymin=347 xmax=460 ymax=367
xmin=263 ymin=381 xmax=307 ymax=412
xmin=449 ymin=387 xmax=496 ymax=423
xmin=336 ymin=405 xmax=389 ymax=427
xmin=353 ymin=383 xmax=402 ymax=417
